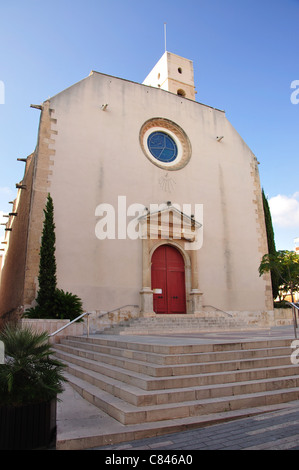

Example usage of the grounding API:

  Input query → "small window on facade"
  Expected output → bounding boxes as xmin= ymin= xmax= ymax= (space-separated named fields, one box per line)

xmin=177 ymin=89 xmax=186 ymax=97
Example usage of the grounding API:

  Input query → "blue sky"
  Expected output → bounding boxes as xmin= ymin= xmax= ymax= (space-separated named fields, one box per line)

xmin=0 ymin=0 xmax=298 ymax=250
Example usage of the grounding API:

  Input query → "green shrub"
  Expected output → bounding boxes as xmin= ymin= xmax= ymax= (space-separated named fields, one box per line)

xmin=274 ymin=300 xmax=292 ymax=309
xmin=51 ymin=289 xmax=84 ymax=321
xmin=0 ymin=324 xmax=66 ymax=406
xmin=24 ymin=288 xmax=84 ymax=322
xmin=23 ymin=305 xmax=46 ymax=319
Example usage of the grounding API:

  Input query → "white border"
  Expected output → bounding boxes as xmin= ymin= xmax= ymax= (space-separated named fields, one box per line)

xmin=142 ymin=126 xmax=184 ymax=169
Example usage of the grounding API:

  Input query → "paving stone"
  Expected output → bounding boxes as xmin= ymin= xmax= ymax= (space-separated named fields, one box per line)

xmin=89 ymin=400 xmax=299 ymax=450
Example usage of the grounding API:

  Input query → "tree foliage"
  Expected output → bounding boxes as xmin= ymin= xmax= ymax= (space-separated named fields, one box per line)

xmin=36 ymin=194 xmax=57 ymax=309
xmin=24 ymin=194 xmax=83 ymax=321
xmin=262 ymin=189 xmax=279 ymax=299
xmin=259 ymin=250 xmax=299 ymax=302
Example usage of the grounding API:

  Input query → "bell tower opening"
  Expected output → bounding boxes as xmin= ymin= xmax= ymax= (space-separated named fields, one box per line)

xmin=177 ymin=89 xmax=186 ymax=97
xmin=143 ymin=51 xmax=196 ymax=101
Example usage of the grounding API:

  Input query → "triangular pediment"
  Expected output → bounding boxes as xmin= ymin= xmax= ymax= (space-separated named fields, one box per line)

xmin=138 ymin=203 xmax=202 ymax=242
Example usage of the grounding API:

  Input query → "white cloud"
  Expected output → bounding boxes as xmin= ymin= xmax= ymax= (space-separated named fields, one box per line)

xmin=0 ymin=186 xmax=14 ymax=196
xmin=269 ymin=193 xmax=299 ymax=228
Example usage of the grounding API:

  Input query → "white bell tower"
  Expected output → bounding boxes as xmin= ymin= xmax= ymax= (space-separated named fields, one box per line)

xmin=143 ymin=51 xmax=196 ymax=101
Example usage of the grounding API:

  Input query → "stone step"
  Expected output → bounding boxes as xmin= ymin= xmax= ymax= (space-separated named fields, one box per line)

xmin=57 ymin=337 xmax=292 ymax=365
xmin=107 ymin=316 xmax=245 ymax=323
xmin=55 ymin=342 xmax=292 ymax=377
xmin=101 ymin=315 xmax=250 ymax=334
xmin=53 ymin=334 xmax=299 ymax=428
xmin=124 ymin=320 xmax=245 ymax=324
xmin=54 ymin=347 xmax=299 ymax=392
xmin=63 ymin=371 xmax=299 ymax=425
xmin=60 ymin=354 xmax=299 ymax=407
xmin=105 ymin=328 xmax=245 ymax=335
xmin=70 ymin=334 xmax=292 ymax=355
xmin=104 ymin=324 xmax=247 ymax=335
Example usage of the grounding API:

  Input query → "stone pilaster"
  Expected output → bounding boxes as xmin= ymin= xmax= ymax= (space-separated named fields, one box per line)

xmin=23 ymin=100 xmax=57 ymax=306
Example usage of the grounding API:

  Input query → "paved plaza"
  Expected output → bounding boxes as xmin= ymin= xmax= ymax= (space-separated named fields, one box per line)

xmin=91 ymin=400 xmax=299 ymax=450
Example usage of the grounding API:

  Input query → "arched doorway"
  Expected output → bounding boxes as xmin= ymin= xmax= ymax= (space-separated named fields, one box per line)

xmin=151 ymin=244 xmax=186 ymax=314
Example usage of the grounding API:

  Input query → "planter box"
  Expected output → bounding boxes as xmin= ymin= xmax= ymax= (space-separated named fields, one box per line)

xmin=21 ymin=319 xmax=84 ymax=343
xmin=0 ymin=399 xmax=56 ymax=450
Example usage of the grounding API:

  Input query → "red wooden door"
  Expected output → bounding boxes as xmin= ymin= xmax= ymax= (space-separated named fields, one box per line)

xmin=151 ymin=245 xmax=186 ymax=314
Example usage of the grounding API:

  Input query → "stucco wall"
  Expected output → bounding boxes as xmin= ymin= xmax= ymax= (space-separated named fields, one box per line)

xmin=35 ymin=71 xmax=271 ymax=315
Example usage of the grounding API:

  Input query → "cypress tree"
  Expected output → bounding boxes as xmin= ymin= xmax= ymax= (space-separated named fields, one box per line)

xmin=262 ymin=189 xmax=279 ymax=299
xmin=36 ymin=194 xmax=57 ymax=309
xmin=24 ymin=194 xmax=83 ymax=321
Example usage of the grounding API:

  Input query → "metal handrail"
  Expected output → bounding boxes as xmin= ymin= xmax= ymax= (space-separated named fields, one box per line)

xmin=98 ymin=304 xmax=139 ymax=316
xmin=49 ymin=305 xmax=139 ymax=340
xmin=286 ymin=301 xmax=299 ymax=339
xmin=286 ymin=301 xmax=299 ymax=310
xmin=49 ymin=311 xmax=92 ymax=339
xmin=203 ymin=304 xmax=233 ymax=317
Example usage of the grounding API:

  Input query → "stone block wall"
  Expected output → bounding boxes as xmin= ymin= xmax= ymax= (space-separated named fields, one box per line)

xmin=21 ymin=318 xmax=84 ymax=343
xmin=0 ymin=154 xmax=35 ymax=322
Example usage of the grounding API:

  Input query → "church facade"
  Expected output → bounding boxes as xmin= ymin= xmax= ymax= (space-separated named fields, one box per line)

xmin=0 ymin=52 xmax=273 ymax=324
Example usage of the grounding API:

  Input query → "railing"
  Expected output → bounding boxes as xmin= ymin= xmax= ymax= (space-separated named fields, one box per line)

xmin=49 ymin=311 xmax=92 ymax=340
xmin=47 ymin=303 xmax=299 ymax=340
xmin=287 ymin=302 xmax=299 ymax=339
xmin=98 ymin=304 xmax=139 ymax=316
xmin=48 ymin=304 xmax=140 ymax=340
xmin=203 ymin=304 xmax=233 ymax=317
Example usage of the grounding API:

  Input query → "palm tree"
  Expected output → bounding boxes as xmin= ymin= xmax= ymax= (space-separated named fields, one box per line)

xmin=0 ymin=323 xmax=66 ymax=406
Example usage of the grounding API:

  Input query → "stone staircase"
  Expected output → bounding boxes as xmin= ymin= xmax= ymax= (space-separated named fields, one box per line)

xmin=100 ymin=314 xmax=250 ymax=335
xmin=54 ymin=334 xmax=299 ymax=429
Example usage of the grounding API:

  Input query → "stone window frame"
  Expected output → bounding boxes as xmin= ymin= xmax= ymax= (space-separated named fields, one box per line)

xmin=139 ymin=117 xmax=192 ymax=171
